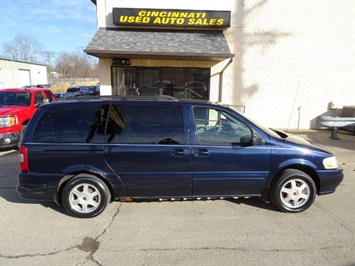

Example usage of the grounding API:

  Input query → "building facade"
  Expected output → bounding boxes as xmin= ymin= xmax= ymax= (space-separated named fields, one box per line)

xmin=0 ymin=58 xmax=48 ymax=89
xmin=86 ymin=0 xmax=354 ymax=129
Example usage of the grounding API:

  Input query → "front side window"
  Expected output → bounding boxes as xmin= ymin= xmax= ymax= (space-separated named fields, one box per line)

xmin=193 ymin=107 xmax=252 ymax=145
xmin=34 ymin=92 xmax=45 ymax=105
xmin=106 ymin=104 xmax=185 ymax=145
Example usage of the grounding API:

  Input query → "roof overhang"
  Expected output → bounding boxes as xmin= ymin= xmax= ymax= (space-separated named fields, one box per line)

xmin=84 ymin=29 xmax=234 ymax=62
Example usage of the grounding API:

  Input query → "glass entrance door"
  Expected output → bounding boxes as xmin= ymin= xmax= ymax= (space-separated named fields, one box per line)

xmin=112 ymin=68 xmax=136 ymax=95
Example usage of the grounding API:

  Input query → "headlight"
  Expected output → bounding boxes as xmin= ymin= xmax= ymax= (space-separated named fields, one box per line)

xmin=323 ymin=156 xmax=339 ymax=169
xmin=0 ymin=115 xmax=18 ymax=128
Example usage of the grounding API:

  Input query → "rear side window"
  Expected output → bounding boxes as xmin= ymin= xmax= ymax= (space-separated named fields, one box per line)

xmin=106 ymin=104 xmax=185 ymax=144
xmin=67 ymin=88 xmax=79 ymax=92
xmin=31 ymin=103 xmax=108 ymax=143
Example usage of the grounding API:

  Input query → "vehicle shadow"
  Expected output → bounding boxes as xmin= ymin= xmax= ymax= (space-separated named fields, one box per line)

xmin=121 ymin=197 xmax=279 ymax=213
xmin=0 ymin=184 xmax=68 ymax=216
xmin=0 ymin=151 xmax=69 ymax=216
xmin=0 ymin=147 xmax=18 ymax=153
xmin=226 ymin=197 xmax=279 ymax=212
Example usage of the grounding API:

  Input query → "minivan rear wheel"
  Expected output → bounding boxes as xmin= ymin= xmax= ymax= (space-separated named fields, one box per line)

xmin=271 ymin=169 xmax=316 ymax=213
xmin=62 ymin=174 xmax=111 ymax=218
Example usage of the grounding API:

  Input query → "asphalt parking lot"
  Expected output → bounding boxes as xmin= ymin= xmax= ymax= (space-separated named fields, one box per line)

xmin=0 ymin=129 xmax=354 ymax=266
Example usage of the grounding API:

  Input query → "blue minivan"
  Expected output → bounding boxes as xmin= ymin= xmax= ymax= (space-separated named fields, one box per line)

xmin=17 ymin=96 xmax=343 ymax=218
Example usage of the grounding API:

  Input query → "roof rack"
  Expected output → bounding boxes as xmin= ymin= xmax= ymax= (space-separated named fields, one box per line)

xmin=101 ymin=95 xmax=179 ymax=102
xmin=54 ymin=95 xmax=180 ymax=103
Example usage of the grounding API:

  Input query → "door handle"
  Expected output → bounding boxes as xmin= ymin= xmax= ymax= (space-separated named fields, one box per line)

xmin=194 ymin=149 xmax=209 ymax=157
xmin=170 ymin=149 xmax=185 ymax=157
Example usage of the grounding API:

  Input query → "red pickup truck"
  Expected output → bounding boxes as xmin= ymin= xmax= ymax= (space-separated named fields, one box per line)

xmin=0 ymin=88 xmax=55 ymax=149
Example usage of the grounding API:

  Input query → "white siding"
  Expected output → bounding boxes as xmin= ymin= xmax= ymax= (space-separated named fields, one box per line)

xmin=30 ymin=64 xmax=48 ymax=85
xmin=223 ymin=0 xmax=355 ymax=129
xmin=0 ymin=59 xmax=48 ymax=89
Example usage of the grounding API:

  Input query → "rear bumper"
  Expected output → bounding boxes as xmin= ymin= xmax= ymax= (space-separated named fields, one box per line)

xmin=0 ymin=131 xmax=21 ymax=148
xmin=16 ymin=184 xmax=57 ymax=201
xmin=317 ymin=169 xmax=344 ymax=195
xmin=17 ymin=172 xmax=62 ymax=201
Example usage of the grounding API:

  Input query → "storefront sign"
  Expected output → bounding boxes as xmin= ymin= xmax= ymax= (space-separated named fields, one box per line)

xmin=113 ymin=8 xmax=230 ymax=28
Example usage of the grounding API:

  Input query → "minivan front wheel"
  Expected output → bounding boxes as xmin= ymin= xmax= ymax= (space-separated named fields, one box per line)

xmin=271 ymin=169 xmax=316 ymax=213
xmin=62 ymin=174 xmax=111 ymax=218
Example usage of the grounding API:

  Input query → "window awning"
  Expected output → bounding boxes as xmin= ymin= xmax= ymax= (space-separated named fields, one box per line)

xmin=84 ymin=30 xmax=234 ymax=62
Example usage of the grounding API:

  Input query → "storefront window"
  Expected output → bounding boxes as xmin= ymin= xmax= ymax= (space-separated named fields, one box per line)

xmin=186 ymin=69 xmax=210 ymax=100
xmin=138 ymin=68 xmax=160 ymax=95
xmin=112 ymin=67 xmax=210 ymax=99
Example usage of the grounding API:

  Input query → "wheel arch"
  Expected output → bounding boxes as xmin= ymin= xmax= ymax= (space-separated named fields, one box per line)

xmin=21 ymin=119 xmax=30 ymax=126
xmin=262 ymin=164 xmax=320 ymax=201
xmin=55 ymin=170 xmax=115 ymax=205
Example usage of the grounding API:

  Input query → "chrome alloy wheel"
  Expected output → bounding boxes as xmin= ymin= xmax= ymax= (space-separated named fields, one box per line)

xmin=69 ymin=183 xmax=101 ymax=213
xmin=280 ymin=179 xmax=310 ymax=209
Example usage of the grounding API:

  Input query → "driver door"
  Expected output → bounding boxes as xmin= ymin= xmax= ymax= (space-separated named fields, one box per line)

xmin=191 ymin=107 xmax=271 ymax=196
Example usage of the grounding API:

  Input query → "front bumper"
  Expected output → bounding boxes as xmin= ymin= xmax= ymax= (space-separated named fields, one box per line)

xmin=317 ymin=169 xmax=344 ymax=195
xmin=0 ymin=131 xmax=21 ymax=148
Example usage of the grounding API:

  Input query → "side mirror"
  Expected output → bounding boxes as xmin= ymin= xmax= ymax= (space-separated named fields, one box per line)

xmin=240 ymin=132 xmax=264 ymax=146
xmin=240 ymin=134 xmax=253 ymax=146
xmin=35 ymin=98 xmax=49 ymax=107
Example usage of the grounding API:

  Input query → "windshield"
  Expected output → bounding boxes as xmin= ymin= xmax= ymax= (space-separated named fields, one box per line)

xmin=228 ymin=106 xmax=283 ymax=139
xmin=0 ymin=92 xmax=31 ymax=107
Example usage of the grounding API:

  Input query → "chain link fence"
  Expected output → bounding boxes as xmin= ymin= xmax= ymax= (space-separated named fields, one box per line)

xmin=49 ymin=78 xmax=99 ymax=85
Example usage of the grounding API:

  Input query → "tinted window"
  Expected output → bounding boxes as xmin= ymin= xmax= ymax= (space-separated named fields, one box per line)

xmin=0 ymin=92 xmax=31 ymax=106
xmin=67 ymin=88 xmax=79 ymax=92
xmin=34 ymin=92 xmax=45 ymax=105
xmin=107 ymin=104 xmax=185 ymax=144
xmin=31 ymin=103 xmax=108 ymax=143
xmin=193 ymin=107 xmax=251 ymax=145
xmin=43 ymin=90 xmax=54 ymax=102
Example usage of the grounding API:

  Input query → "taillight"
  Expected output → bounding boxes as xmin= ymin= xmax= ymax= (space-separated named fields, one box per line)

xmin=19 ymin=145 xmax=29 ymax=172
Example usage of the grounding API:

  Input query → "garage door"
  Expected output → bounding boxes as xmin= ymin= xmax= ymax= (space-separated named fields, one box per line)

xmin=19 ymin=69 xmax=31 ymax=87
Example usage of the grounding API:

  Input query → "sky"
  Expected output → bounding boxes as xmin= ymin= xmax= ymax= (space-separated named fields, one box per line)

xmin=0 ymin=0 xmax=97 ymax=55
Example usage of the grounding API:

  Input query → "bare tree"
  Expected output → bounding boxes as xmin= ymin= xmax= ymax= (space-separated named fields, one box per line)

xmin=40 ymin=50 xmax=58 ymax=78
xmin=54 ymin=49 xmax=98 ymax=78
xmin=2 ymin=34 xmax=44 ymax=63
xmin=41 ymin=50 xmax=56 ymax=67
xmin=2 ymin=34 xmax=98 ymax=79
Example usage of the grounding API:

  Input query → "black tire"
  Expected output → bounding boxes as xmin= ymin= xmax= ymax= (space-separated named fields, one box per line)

xmin=62 ymin=174 xmax=111 ymax=218
xmin=271 ymin=169 xmax=316 ymax=213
